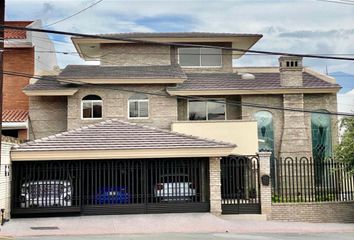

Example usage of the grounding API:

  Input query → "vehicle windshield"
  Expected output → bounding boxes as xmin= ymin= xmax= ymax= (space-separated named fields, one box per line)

xmin=160 ymin=175 xmax=190 ymax=182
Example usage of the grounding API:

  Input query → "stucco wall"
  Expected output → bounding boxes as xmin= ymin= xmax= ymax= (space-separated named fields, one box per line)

xmin=67 ymin=85 xmax=177 ymax=130
xmin=29 ymin=96 xmax=67 ymax=139
xmin=171 ymin=121 xmax=258 ymax=155
xmin=0 ymin=141 xmax=13 ymax=219
xmin=100 ymin=43 xmax=171 ymax=66
xmin=272 ymin=202 xmax=354 ymax=223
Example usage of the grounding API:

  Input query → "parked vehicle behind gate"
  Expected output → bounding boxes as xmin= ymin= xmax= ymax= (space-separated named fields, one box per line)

xmin=154 ymin=174 xmax=196 ymax=202
xmin=20 ymin=180 xmax=72 ymax=208
xmin=95 ymin=186 xmax=130 ymax=204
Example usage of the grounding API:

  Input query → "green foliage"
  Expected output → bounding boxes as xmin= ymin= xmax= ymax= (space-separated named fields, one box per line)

xmin=335 ymin=117 xmax=354 ymax=172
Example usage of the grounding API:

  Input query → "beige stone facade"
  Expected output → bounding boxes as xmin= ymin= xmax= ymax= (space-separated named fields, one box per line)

xmin=209 ymin=157 xmax=222 ymax=215
xmin=67 ymin=84 xmax=177 ymax=130
xmin=29 ymin=96 xmax=67 ymax=140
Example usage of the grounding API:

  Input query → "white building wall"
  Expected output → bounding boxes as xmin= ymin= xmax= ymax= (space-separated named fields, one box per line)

xmin=0 ymin=141 xmax=13 ymax=219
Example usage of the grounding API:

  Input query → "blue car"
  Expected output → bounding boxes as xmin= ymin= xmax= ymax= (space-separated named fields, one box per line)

xmin=95 ymin=186 xmax=130 ymax=204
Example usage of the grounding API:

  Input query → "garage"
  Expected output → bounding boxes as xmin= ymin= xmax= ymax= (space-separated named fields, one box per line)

xmin=10 ymin=119 xmax=235 ymax=217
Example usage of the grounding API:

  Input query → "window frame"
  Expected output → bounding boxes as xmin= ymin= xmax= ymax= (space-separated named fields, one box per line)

xmin=81 ymin=98 xmax=103 ymax=120
xmin=187 ymin=99 xmax=226 ymax=121
xmin=177 ymin=47 xmax=223 ymax=68
xmin=128 ymin=99 xmax=150 ymax=119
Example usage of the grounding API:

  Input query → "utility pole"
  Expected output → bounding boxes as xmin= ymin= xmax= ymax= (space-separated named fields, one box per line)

xmin=0 ymin=0 xmax=4 ymax=165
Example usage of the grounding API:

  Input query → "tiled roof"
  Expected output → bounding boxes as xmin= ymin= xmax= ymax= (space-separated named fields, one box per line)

xmin=23 ymin=76 xmax=78 ymax=91
xmin=59 ymin=65 xmax=187 ymax=80
xmin=97 ymin=32 xmax=263 ymax=39
xmin=171 ymin=72 xmax=340 ymax=91
xmin=4 ymin=21 xmax=32 ymax=39
xmin=3 ymin=110 xmax=28 ymax=122
xmin=13 ymin=119 xmax=235 ymax=152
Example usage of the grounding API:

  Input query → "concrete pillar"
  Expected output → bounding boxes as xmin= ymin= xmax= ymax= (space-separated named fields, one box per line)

xmin=257 ymin=151 xmax=272 ymax=220
xmin=209 ymin=157 xmax=222 ymax=215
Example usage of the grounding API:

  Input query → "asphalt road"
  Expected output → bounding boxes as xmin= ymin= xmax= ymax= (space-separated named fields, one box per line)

xmin=10 ymin=232 xmax=354 ymax=240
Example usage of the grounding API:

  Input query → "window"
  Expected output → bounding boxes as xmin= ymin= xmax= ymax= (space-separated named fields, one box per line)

xmin=128 ymin=93 xmax=149 ymax=118
xmin=254 ymin=111 xmax=274 ymax=153
xmin=188 ymin=100 xmax=225 ymax=120
xmin=81 ymin=95 xmax=102 ymax=119
xmin=178 ymin=48 xmax=222 ymax=67
xmin=311 ymin=110 xmax=332 ymax=186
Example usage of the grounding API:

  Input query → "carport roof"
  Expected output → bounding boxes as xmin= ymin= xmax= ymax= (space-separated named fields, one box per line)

xmin=11 ymin=119 xmax=236 ymax=161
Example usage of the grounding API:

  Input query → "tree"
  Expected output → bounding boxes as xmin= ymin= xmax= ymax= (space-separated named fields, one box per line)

xmin=335 ymin=117 xmax=354 ymax=172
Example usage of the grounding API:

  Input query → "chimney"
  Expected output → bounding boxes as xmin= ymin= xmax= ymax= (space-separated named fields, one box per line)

xmin=279 ymin=56 xmax=303 ymax=87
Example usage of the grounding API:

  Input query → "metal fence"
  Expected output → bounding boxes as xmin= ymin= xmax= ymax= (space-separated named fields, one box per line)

xmin=272 ymin=157 xmax=354 ymax=203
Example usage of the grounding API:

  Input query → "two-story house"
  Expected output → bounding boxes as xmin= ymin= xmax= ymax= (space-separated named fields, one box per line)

xmin=10 ymin=32 xmax=340 ymax=217
xmin=2 ymin=20 xmax=58 ymax=140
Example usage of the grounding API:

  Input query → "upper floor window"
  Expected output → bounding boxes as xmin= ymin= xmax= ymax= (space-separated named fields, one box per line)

xmin=128 ymin=93 xmax=149 ymax=119
xmin=82 ymin=95 xmax=102 ymax=119
xmin=254 ymin=111 xmax=274 ymax=153
xmin=178 ymin=47 xmax=222 ymax=67
xmin=188 ymin=99 xmax=225 ymax=120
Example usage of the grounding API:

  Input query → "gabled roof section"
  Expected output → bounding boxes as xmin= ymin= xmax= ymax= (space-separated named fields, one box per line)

xmin=11 ymin=119 xmax=235 ymax=161
xmin=167 ymin=71 xmax=341 ymax=95
xmin=23 ymin=76 xmax=79 ymax=96
xmin=72 ymin=32 xmax=263 ymax=61
xmin=58 ymin=65 xmax=187 ymax=84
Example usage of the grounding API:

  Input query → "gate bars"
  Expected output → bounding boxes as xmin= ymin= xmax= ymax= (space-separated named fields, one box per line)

xmin=11 ymin=158 xmax=209 ymax=216
xmin=221 ymin=155 xmax=261 ymax=214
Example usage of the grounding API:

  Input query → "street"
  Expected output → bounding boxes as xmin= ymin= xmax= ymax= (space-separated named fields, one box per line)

xmin=10 ymin=232 xmax=354 ymax=240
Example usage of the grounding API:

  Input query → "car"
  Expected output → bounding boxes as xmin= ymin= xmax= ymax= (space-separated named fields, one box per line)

xmin=95 ymin=186 xmax=130 ymax=204
xmin=20 ymin=180 xmax=72 ymax=208
xmin=154 ymin=174 xmax=196 ymax=202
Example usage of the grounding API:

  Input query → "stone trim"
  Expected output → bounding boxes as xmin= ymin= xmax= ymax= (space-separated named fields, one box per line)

xmin=257 ymin=151 xmax=272 ymax=219
xmin=209 ymin=156 xmax=222 ymax=215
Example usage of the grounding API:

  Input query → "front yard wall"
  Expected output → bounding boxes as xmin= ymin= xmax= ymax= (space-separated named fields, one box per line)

xmin=67 ymin=85 xmax=177 ymax=130
xmin=271 ymin=202 xmax=354 ymax=223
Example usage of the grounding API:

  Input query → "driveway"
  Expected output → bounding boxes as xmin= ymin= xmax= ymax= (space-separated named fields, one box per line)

xmin=0 ymin=213 xmax=353 ymax=238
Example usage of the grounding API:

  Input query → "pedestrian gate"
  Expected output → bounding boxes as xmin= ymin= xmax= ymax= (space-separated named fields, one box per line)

xmin=221 ymin=155 xmax=261 ymax=214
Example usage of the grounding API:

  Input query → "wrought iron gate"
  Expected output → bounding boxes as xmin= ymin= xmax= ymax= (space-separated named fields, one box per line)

xmin=11 ymin=158 xmax=209 ymax=217
xmin=221 ymin=155 xmax=261 ymax=214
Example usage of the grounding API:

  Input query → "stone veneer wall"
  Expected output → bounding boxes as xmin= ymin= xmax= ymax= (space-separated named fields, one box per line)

xmin=29 ymin=96 xmax=67 ymax=140
xmin=241 ymin=95 xmax=284 ymax=158
xmin=271 ymin=202 xmax=354 ymax=223
xmin=67 ymin=85 xmax=177 ymax=130
xmin=100 ymin=43 xmax=171 ymax=66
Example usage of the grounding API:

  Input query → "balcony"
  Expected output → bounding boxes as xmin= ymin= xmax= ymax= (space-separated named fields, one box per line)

xmin=171 ymin=120 xmax=258 ymax=155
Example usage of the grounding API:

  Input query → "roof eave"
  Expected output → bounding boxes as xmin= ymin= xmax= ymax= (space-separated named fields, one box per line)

xmin=167 ymin=87 xmax=341 ymax=96
xmin=23 ymin=89 xmax=79 ymax=96
xmin=11 ymin=147 xmax=235 ymax=161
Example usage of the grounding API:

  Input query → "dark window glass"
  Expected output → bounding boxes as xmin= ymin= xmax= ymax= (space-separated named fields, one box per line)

xmin=129 ymin=101 xmax=139 ymax=118
xmin=179 ymin=48 xmax=200 ymax=66
xmin=82 ymin=95 xmax=102 ymax=119
xmin=208 ymin=101 xmax=225 ymax=120
xmin=189 ymin=101 xmax=206 ymax=120
xmin=201 ymin=48 xmax=222 ymax=66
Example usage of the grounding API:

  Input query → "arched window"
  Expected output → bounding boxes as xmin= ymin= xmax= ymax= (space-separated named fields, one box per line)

xmin=254 ymin=111 xmax=274 ymax=153
xmin=311 ymin=110 xmax=332 ymax=161
xmin=81 ymin=95 xmax=102 ymax=119
xmin=128 ymin=93 xmax=149 ymax=118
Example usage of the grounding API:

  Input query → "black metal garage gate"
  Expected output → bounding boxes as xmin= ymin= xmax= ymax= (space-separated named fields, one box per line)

xmin=11 ymin=158 xmax=210 ymax=217
xmin=221 ymin=155 xmax=261 ymax=214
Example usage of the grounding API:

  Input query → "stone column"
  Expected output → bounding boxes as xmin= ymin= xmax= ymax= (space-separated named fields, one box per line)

xmin=257 ymin=151 xmax=272 ymax=220
xmin=209 ymin=157 xmax=222 ymax=215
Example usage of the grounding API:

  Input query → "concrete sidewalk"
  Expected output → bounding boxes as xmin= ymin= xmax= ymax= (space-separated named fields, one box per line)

xmin=0 ymin=213 xmax=353 ymax=237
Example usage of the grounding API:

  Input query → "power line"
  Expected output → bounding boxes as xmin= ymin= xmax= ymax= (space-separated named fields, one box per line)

xmin=2 ymin=70 xmax=354 ymax=117
xmin=2 ymin=25 xmax=354 ymax=61
xmin=44 ymin=0 xmax=104 ymax=28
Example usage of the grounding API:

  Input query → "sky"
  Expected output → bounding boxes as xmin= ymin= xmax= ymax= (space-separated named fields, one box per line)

xmin=5 ymin=0 xmax=354 ymax=113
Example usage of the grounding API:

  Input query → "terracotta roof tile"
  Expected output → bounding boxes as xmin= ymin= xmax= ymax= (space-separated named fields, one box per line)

xmin=4 ymin=21 xmax=32 ymax=39
xmin=13 ymin=119 xmax=235 ymax=152
xmin=3 ymin=110 xmax=28 ymax=122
